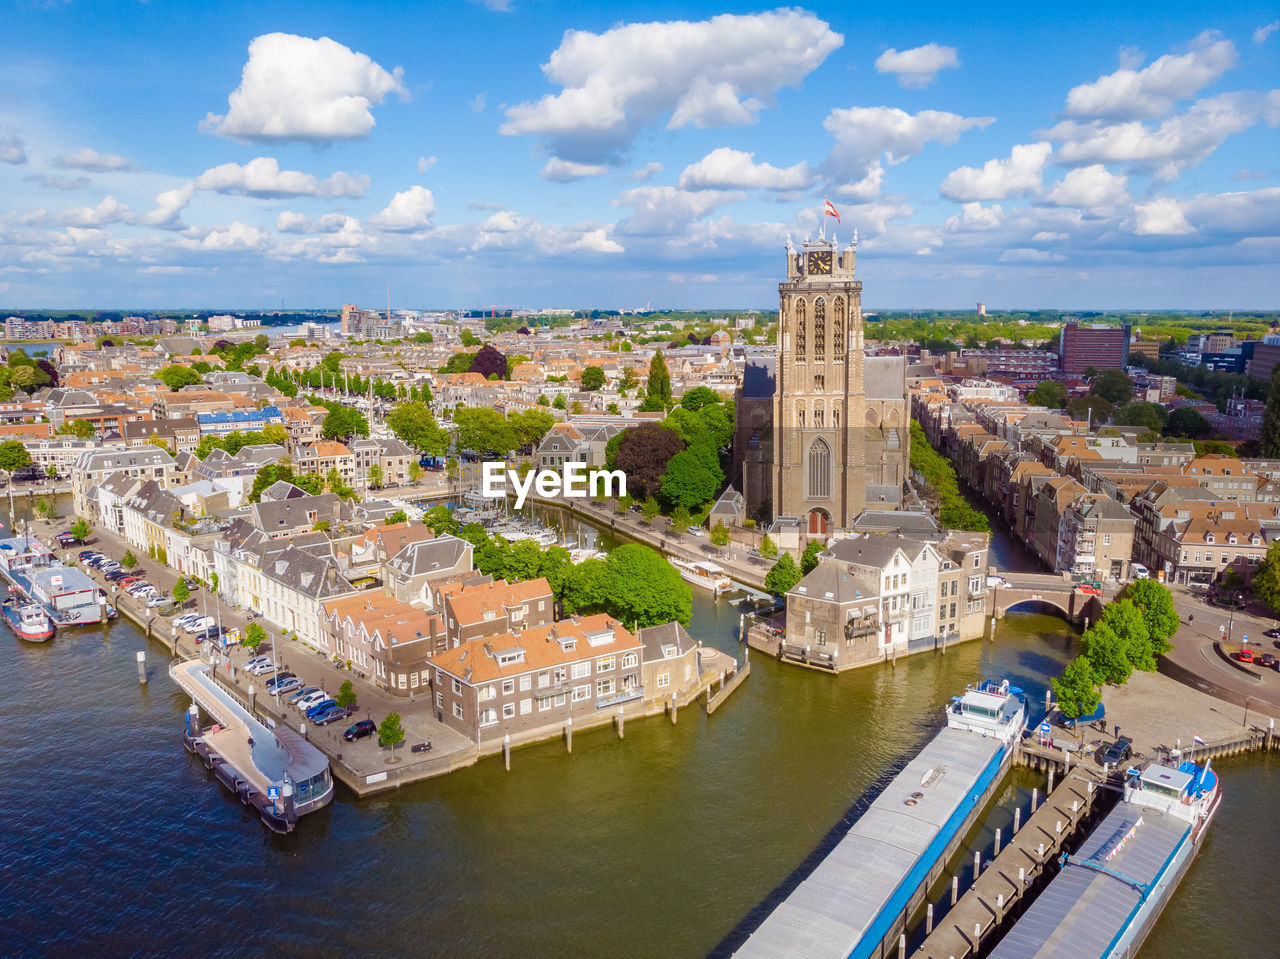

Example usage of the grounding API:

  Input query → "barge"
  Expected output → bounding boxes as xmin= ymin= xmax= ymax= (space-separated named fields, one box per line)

xmin=170 ymin=660 xmax=334 ymax=833
xmin=988 ymin=759 xmax=1220 ymax=959
xmin=0 ymin=535 xmax=109 ymax=626
xmin=2 ymin=597 xmax=55 ymax=641
xmin=733 ymin=679 xmax=1027 ymax=959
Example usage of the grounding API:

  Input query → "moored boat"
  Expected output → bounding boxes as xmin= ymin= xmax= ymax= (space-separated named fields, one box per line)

xmin=671 ymin=558 xmax=733 ymax=593
xmin=988 ymin=758 xmax=1221 ymax=959
xmin=3 ymin=598 xmax=55 ymax=641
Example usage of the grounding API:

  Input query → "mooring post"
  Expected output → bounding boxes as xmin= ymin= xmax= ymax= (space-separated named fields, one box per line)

xmin=994 ymin=827 xmax=1002 ymax=855
xmin=670 ymin=695 xmax=678 ymax=724
xmin=1267 ymin=717 xmax=1275 ymax=751
xmin=1019 ymin=866 xmax=1025 ymax=886
xmin=952 ymin=875 xmax=959 ymax=906
xmin=616 ymin=707 xmax=624 ymax=739
xmin=1032 ymin=786 xmax=1039 ymax=810
xmin=926 ymin=902 xmax=934 ymax=934
xmin=136 ymin=649 xmax=147 ymax=684
xmin=248 ymin=683 xmax=256 ymax=716
xmin=566 ymin=716 xmax=573 ymax=753
xmin=1038 ymin=842 xmax=1045 ymax=858
xmin=1014 ymin=806 xmax=1021 ymax=833
xmin=1048 ymin=767 xmax=1055 ymax=792
xmin=988 ymin=614 xmax=995 ymax=641
xmin=898 ymin=933 xmax=906 ymax=959
xmin=997 ymin=893 xmax=1005 ymax=920
xmin=503 ymin=734 xmax=511 ymax=771
xmin=973 ymin=849 xmax=981 ymax=882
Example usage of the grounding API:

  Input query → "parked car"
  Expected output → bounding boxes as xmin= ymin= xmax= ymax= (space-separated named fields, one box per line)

xmin=1130 ymin=563 xmax=1150 ymax=580
xmin=1264 ymin=627 xmax=1280 ymax=639
xmin=1097 ymin=736 xmax=1134 ymax=767
xmin=243 ymin=655 xmax=272 ymax=671
xmin=343 ymin=719 xmax=376 ymax=742
xmin=265 ymin=671 xmax=297 ymax=690
xmin=295 ymin=690 xmax=329 ymax=713
xmin=305 ymin=698 xmax=338 ymax=720
xmin=986 ymin=575 xmax=1009 ymax=588
xmin=78 ymin=549 xmax=99 ymax=561
xmin=246 ymin=659 xmax=279 ymax=676
xmin=1077 ymin=584 xmax=1102 ymax=596
xmin=272 ymin=677 xmax=303 ymax=695
xmin=687 ymin=527 xmax=705 ymax=538
xmin=55 ymin=532 xmax=83 ymax=546
xmin=1237 ymin=647 xmax=1255 ymax=664
xmin=195 ymin=626 xmax=225 ymax=643
xmin=313 ymin=705 xmax=352 ymax=726
xmin=287 ymin=686 xmax=322 ymax=706
xmin=183 ymin=616 xmax=215 ymax=634
xmin=105 ymin=570 xmax=130 ymax=582
xmin=146 ymin=595 xmax=171 ymax=608
xmin=1258 ymin=653 xmax=1278 ymax=671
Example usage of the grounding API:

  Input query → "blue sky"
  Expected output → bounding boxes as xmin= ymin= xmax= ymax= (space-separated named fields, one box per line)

xmin=1 ymin=1 xmax=1277 ymax=311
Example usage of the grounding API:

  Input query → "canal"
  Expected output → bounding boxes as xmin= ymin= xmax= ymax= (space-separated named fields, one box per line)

xmin=2 ymin=500 xmax=1275 ymax=958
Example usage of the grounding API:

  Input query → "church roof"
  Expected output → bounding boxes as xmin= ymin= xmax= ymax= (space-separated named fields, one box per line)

xmin=864 ymin=355 xmax=907 ymax=400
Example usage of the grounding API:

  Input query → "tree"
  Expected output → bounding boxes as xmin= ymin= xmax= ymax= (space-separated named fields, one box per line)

xmin=800 ymin=541 xmax=824 ymax=574
xmin=1081 ymin=622 xmax=1133 ymax=686
xmin=321 ymin=406 xmax=369 ymax=441
xmin=1263 ymin=369 xmax=1280 ymax=457
xmin=765 ymin=553 xmax=804 ymax=595
xmin=57 ymin=419 xmax=96 ymax=438
xmin=425 ymin=504 xmax=459 ymax=536
xmin=680 ymin=386 xmax=721 ymax=411
xmin=710 ymin=521 xmax=730 ymax=547
xmin=335 ymin=679 xmax=357 ymax=708
xmin=644 ymin=350 xmax=672 ymax=408
xmin=1026 ymin=381 xmax=1068 ymax=408
xmin=614 ymin=422 xmax=685 ymax=500
xmin=454 ymin=407 xmax=518 ymax=456
xmin=36 ymin=499 xmax=56 ymax=519
xmin=618 ymin=367 xmax=639 ymax=392
xmin=243 ymin=622 xmax=267 ymax=651
xmin=1066 ymin=395 xmax=1115 ymax=424
xmin=385 ymin=402 xmax=449 ymax=455
xmin=759 ymin=534 xmax=778 ymax=559
xmin=121 ymin=550 xmax=138 ymax=570
xmin=157 ymin=364 xmax=203 ymax=390
xmin=1113 ymin=401 xmax=1167 ymax=431
xmin=1165 ymin=407 xmax=1213 ymax=440
xmin=408 ymin=461 xmax=422 ymax=484
xmin=0 ymin=441 xmax=33 ymax=472
xmin=670 ymin=505 xmax=691 ymax=531
xmin=70 ymin=517 xmax=90 ymax=541
xmin=468 ymin=343 xmax=508 ymax=380
xmin=172 ymin=579 xmax=190 ymax=605
xmin=385 ymin=509 xmax=408 ymax=525
xmin=580 ymin=365 xmax=605 ymax=391
xmin=45 ymin=464 xmax=57 ymax=479
xmin=590 ymin=544 xmax=691 ymax=628
xmin=1253 ymin=541 xmax=1280 ymax=613
xmin=1051 ymin=655 xmax=1101 ymax=720
xmin=1100 ymin=598 xmax=1156 ymax=672
xmin=313 ymin=519 xmax=331 ymax=532
xmin=1118 ymin=579 xmax=1179 ymax=654
xmin=509 ymin=408 xmax=556 ymax=450
xmin=641 ymin=497 xmax=661 ymax=523
xmin=659 ymin=448 xmax=721 ymax=510
xmin=1090 ymin=369 xmax=1134 ymax=405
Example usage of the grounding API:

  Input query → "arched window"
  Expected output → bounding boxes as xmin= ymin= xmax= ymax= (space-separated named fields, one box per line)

xmin=808 ymin=437 xmax=831 ymax=499
xmin=814 ymin=298 xmax=826 ymax=359
xmin=833 ymin=298 xmax=845 ymax=358
xmin=795 ymin=300 xmax=807 ymax=359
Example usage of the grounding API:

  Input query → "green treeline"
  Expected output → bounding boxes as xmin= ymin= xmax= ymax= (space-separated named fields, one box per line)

xmin=909 ymin=420 xmax=989 ymax=532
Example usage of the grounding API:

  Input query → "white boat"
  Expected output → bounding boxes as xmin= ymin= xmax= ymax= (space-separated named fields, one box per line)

xmin=672 ymin=558 xmax=733 ymax=593
xmin=988 ymin=758 xmax=1220 ymax=959
xmin=946 ymin=678 xmax=1028 ymax=746
xmin=569 ymin=547 xmax=606 ymax=564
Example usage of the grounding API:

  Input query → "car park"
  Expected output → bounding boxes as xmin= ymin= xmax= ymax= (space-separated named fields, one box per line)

xmin=313 ymin=705 xmax=352 ymax=726
xmin=78 ymin=550 xmax=100 ymax=561
xmin=1097 ymin=736 xmax=1134 ymax=767
xmin=247 ymin=659 xmax=279 ymax=676
xmin=343 ymin=720 xmax=376 ymax=741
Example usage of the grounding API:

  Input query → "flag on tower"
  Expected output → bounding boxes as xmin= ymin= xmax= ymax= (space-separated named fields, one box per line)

xmin=824 ymin=199 xmax=841 ymax=222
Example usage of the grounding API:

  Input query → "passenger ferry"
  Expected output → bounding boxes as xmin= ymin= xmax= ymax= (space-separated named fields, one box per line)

xmin=2 ymin=597 xmax=55 ymax=641
xmin=733 ymin=680 xmax=1026 ymax=959
xmin=671 ymin=558 xmax=733 ymax=593
xmin=989 ymin=759 xmax=1221 ymax=959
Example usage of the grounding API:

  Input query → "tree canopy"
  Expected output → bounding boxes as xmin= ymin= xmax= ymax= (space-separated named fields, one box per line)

xmin=157 ymin=364 xmax=203 ymax=391
xmin=580 ymin=365 xmax=605 ymax=391
xmin=1026 ymin=380 xmax=1067 ymax=409
xmin=453 ymin=407 xmax=518 ymax=456
xmin=1090 ymin=369 xmax=1134 ymax=405
xmin=0 ymin=441 xmax=33 ymax=472
xmin=1164 ymin=407 xmax=1213 ymax=440
xmin=468 ymin=344 xmax=508 ymax=380
xmin=613 ymin=422 xmax=684 ymax=500
xmin=765 ymin=553 xmax=804 ymax=595
xmin=385 ymin=402 xmax=449 ymax=455
xmin=1113 ymin=401 xmax=1167 ymax=431
xmin=321 ymin=406 xmax=370 ymax=441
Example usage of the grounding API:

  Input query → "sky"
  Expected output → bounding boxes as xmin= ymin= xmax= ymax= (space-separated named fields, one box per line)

xmin=1 ymin=1 xmax=1278 ymax=311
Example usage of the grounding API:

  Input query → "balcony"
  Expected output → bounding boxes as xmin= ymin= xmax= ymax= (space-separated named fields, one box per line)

xmin=595 ymin=687 xmax=644 ymax=710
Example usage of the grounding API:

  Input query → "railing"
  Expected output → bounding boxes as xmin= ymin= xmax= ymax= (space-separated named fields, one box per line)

xmin=595 ymin=688 xmax=643 ymax=710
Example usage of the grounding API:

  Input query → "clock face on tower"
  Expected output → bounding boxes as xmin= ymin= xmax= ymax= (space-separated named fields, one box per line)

xmin=806 ymin=250 xmax=832 ymax=275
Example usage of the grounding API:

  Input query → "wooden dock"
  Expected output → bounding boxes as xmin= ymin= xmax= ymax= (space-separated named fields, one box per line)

xmin=911 ymin=764 xmax=1109 ymax=959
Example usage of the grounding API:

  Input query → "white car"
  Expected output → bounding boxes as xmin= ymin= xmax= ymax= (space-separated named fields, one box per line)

xmin=246 ymin=659 xmax=278 ymax=676
xmin=146 ymin=595 xmax=171 ymax=608
xmin=243 ymin=655 xmax=272 ymax=671
xmin=986 ymin=575 xmax=1009 ymax=588
xmin=295 ymin=690 xmax=329 ymax=712
xmin=173 ymin=614 xmax=201 ymax=628
xmin=183 ymin=616 xmax=215 ymax=634
xmin=1131 ymin=563 xmax=1150 ymax=580
xmin=687 ymin=527 xmax=705 ymax=538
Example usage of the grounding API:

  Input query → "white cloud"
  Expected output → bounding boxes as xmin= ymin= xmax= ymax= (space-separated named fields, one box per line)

xmin=417 ymin=155 xmax=438 ymax=173
xmin=1131 ymin=197 xmax=1195 ymax=235
xmin=570 ymin=228 xmax=624 ymax=254
xmin=52 ymin=147 xmax=131 ymax=172
xmin=275 ymin=211 xmax=359 ymax=234
xmin=999 ymin=248 xmax=1064 ymax=262
xmin=874 ymin=43 xmax=960 ymax=89
xmin=1063 ymin=31 xmax=1237 ymax=120
xmin=940 ymin=142 xmax=1052 ymax=201
xmin=678 ymin=147 xmax=812 ymax=191
xmin=1179 ymin=187 xmax=1280 ymax=234
xmin=632 ymin=162 xmax=663 ymax=182
xmin=183 ymin=221 xmax=269 ymax=251
xmin=1253 ymin=21 xmax=1279 ymax=44
xmin=945 ymin=202 xmax=1005 ymax=233
xmin=24 ymin=173 xmax=91 ymax=190
xmin=501 ymin=10 xmax=842 ymax=164
xmin=55 ymin=195 xmax=131 ymax=227
xmin=1043 ymin=165 xmax=1130 ymax=210
xmin=833 ymin=162 xmax=884 ymax=201
xmin=194 ymin=157 xmax=369 ymax=198
xmin=137 ymin=183 xmax=195 ymax=229
xmin=469 ymin=92 xmax=487 ymax=113
xmin=201 ymin=33 xmax=407 ymax=143
xmin=612 ymin=185 xmax=745 ymax=236
xmin=470 ymin=0 xmax=513 ymax=10
xmin=541 ymin=158 xmax=609 ymax=181
xmin=1 ymin=132 xmax=27 ymax=165
xmin=823 ymin=106 xmax=994 ymax=181
xmin=368 ymin=186 xmax=435 ymax=231
xmin=467 ymin=199 xmax=505 ymax=211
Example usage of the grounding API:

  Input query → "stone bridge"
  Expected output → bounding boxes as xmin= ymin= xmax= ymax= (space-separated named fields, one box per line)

xmin=989 ymin=571 xmax=1112 ymax=624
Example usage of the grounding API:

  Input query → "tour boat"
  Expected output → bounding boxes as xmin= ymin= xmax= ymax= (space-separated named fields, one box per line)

xmin=2 ymin=598 xmax=55 ymax=641
xmin=671 ymin=558 xmax=733 ymax=593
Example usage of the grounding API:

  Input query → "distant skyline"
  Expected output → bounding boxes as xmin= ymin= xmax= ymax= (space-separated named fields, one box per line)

xmin=1 ymin=2 xmax=1278 ymax=310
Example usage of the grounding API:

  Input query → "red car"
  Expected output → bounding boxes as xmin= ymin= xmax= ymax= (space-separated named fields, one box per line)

xmin=1237 ymin=647 xmax=1255 ymax=663
xmin=1077 ymin=584 xmax=1102 ymax=595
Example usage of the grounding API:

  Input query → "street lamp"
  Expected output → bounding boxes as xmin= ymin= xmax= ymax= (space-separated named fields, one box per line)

xmin=1225 ymin=591 xmax=1245 ymax=646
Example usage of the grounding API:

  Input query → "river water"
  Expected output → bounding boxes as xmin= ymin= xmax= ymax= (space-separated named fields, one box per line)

xmin=2 ymin=501 xmax=1274 ymax=958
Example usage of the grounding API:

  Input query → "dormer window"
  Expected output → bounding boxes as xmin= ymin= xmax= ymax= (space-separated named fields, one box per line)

xmin=1205 ymin=532 xmax=1214 ymax=544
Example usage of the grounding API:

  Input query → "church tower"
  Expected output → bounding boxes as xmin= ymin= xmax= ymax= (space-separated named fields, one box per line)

xmin=770 ymin=232 xmax=908 ymax=539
